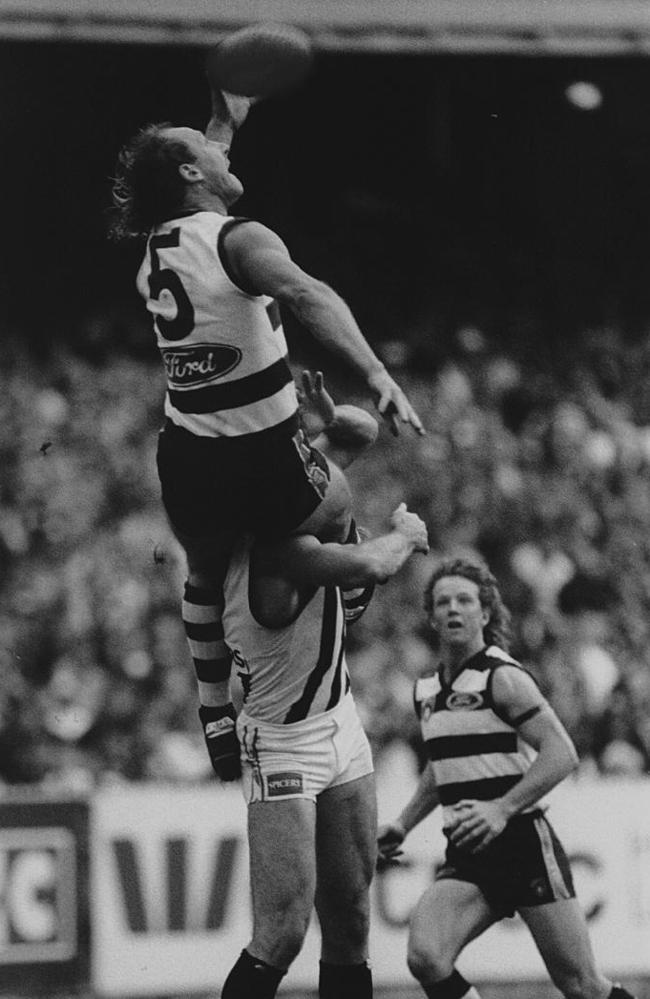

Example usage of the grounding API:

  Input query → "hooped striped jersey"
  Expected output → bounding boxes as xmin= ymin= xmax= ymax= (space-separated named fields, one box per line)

xmin=222 ymin=537 xmax=350 ymax=724
xmin=414 ymin=645 xmax=544 ymax=825
xmin=136 ymin=211 xmax=298 ymax=437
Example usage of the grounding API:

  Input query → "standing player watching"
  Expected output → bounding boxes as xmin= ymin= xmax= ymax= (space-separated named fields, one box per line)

xmin=377 ymin=557 xmax=637 ymax=999
xmin=216 ymin=378 xmax=428 ymax=999
xmin=109 ymin=80 xmax=424 ymax=777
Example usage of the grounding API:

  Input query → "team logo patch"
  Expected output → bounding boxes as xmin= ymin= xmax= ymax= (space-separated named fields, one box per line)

xmin=293 ymin=432 xmax=330 ymax=499
xmin=267 ymin=772 xmax=304 ymax=797
xmin=161 ymin=343 xmax=242 ymax=387
xmin=446 ymin=691 xmax=484 ymax=711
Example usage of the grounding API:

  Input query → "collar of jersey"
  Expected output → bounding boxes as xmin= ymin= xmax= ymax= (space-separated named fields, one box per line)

xmin=439 ymin=645 xmax=487 ymax=688
xmin=157 ymin=208 xmax=211 ymax=224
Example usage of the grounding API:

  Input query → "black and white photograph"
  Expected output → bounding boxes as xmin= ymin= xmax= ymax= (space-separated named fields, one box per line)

xmin=1 ymin=3 xmax=650 ymax=998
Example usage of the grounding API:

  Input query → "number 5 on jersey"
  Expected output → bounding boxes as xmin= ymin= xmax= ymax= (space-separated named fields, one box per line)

xmin=148 ymin=228 xmax=195 ymax=341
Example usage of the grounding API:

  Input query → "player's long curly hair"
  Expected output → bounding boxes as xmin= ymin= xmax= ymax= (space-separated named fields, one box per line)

xmin=424 ymin=557 xmax=512 ymax=652
xmin=108 ymin=123 xmax=195 ymax=241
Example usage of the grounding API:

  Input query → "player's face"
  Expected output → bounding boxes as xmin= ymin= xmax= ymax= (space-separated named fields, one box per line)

xmin=167 ymin=127 xmax=244 ymax=206
xmin=429 ymin=575 xmax=489 ymax=655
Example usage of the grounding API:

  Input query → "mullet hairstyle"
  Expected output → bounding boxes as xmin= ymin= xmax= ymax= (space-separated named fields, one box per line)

xmin=424 ymin=556 xmax=513 ymax=652
xmin=108 ymin=122 xmax=195 ymax=241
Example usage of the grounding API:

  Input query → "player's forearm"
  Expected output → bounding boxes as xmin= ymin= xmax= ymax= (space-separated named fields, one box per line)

xmin=313 ymin=532 xmax=417 ymax=589
xmin=498 ymin=737 xmax=578 ymax=820
xmin=288 ymin=282 xmax=385 ymax=381
xmin=205 ymin=91 xmax=252 ymax=143
xmin=398 ymin=766 xmax=440 ymax=834
xmin=205 ymin=115 xmax=236 ymax=145
xmin=205 ymin=94 xmax=236 ymax=144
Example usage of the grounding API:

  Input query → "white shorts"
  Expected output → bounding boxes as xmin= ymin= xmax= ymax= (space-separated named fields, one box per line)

xmin=237 ymin=693 xmax=374 ymax=804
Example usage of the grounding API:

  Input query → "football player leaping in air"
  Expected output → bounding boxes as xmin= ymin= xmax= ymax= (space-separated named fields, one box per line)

xmin=110 ymin=80 xmax=424 ymax=779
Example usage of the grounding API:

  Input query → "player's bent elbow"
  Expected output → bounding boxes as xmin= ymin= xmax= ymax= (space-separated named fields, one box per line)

xmin=281 ymin=276 xmax=336 ymax=317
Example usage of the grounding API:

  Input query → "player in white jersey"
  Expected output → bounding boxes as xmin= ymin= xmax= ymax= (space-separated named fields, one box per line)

xmin=377 ymin=558 xmax=636 ymax=999
xmin=215 ymin=382 xmax=428 ymax=999
xmin=109 ymin=85 xmax=425 ymax=778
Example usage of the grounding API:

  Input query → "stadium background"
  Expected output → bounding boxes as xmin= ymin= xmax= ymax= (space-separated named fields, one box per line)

xmin=1 ymin=1 xmax=650 ymax=997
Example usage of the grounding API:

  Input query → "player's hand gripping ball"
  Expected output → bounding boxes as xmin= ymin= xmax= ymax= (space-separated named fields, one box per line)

xmin=206 ymin=23 xmax=314 ymax=98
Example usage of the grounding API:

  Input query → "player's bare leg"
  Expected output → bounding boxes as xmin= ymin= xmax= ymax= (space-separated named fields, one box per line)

xmin=220 ymin=798 xmax=317 ymax=998
xmin=521 ymin=898 xmax=628 ymax=999
xmin=248 ymin=798 xmax=317 ymax=966
xmin=407 ymin=880 xmax=495 ymax=999
xmin=314 ymin=773 xmax=377 ymax=998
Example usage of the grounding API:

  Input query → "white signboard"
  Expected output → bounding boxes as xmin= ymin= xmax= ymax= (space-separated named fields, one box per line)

xmin=91 ymin=784 xmax=250 ymax=996
xmin=91 ymin=778 xmax=650 ymax=995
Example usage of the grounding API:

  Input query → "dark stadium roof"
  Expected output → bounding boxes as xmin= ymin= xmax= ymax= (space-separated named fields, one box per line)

xmin=3 ymin=0 xmax=650 ymax=54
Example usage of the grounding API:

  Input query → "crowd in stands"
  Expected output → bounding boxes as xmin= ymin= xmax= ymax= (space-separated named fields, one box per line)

xmin=2 ymin=321 xmax=650 ymax=792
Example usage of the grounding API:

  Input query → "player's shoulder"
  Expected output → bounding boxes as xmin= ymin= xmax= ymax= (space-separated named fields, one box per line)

xmin=414 ymin=670 xmax=440 ymax=692
xmin=480 ymin=645 xmax=541 ymax=702
xmin=222 ymin=216 xmax=283 ymax=250
xmin=485 ymin=646 xmax=542 ymax=708
xmin=413 ymin=669 xmax=441 ymax=706
xmin=483 ymin=644 xmax=523 ymax=670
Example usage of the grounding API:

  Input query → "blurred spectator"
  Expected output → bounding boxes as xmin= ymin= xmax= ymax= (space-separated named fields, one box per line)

xmin=592 ymin=679 xmax=650 ymax=775
xmin=3 ymin=322 xmax=650 ymax=787
xmin=555 ymin=572 xmax=621 ymax=719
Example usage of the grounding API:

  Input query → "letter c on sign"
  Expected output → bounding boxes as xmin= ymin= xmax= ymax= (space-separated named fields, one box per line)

xmin=9 ymin=851 xmax=57 ymax=941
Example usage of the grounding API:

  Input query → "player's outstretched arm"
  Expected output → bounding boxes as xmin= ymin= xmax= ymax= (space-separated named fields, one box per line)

xmin=267 ymin=504 xmax=428 ymax=590
xmin=223 ymin=222 xmax=425 ymax=436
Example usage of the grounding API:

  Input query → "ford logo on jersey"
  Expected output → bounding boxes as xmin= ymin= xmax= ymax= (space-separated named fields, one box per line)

xmin=161 ymin=343 xmax=242 ymax=387
xmin=446 ymin=691 xmax=484 ymax=710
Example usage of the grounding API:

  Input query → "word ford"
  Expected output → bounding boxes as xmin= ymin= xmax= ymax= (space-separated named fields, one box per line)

xmin=162 ymin=343 xmax=241 ymax=387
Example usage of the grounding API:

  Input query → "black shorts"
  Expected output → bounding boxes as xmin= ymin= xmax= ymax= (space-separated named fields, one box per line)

xmin=437 ymin=810 xmax=576 ymax=918
xmin=156 ymin=414 xmax=329 ymax=540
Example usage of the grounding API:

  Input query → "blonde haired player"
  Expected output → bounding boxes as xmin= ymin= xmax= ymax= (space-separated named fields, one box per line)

xmin=377 ymin=558 xmax=637 ymax=999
